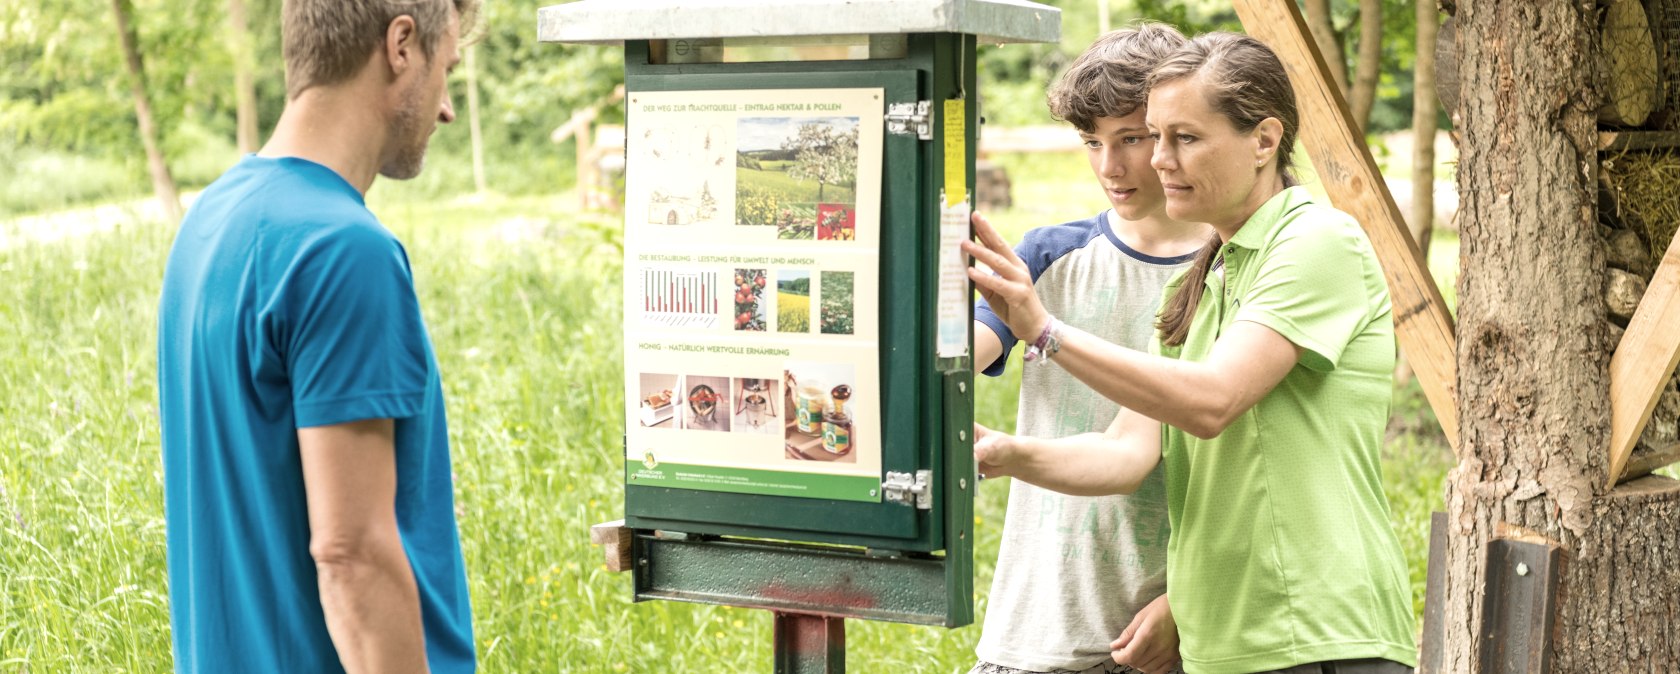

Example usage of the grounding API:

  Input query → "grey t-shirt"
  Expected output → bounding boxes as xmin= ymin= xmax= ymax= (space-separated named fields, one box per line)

xmin=974 ymin=211 xmax=1194 ymax=671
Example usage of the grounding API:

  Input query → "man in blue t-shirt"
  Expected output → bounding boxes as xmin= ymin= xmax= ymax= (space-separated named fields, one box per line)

xmin=156 ymin=1 xmax=479 ymax=672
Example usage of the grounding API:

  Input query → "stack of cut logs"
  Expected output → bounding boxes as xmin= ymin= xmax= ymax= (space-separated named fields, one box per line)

xmin=1648 ymin=0 xmax=1680 ymax=129
xmin=1598 ymin=0 xmax=1680 ymax=477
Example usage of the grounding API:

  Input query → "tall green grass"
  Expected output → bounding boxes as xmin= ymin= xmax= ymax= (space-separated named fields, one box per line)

xmin=0 ymin=155 xmax=1457 ymax=672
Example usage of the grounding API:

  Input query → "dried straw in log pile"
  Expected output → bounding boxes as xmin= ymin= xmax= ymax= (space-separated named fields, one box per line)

xmin=1602 ymin=149 xmax=1680 ymax=476
xmin=1603 ymin=151 xmax=1680 ymax=261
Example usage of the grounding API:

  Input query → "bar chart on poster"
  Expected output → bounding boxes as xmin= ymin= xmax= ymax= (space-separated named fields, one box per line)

xmin=640 ymin=269 xmax=721 ymax=329
xmin=622 ymin=87 xmax=887 ymax=502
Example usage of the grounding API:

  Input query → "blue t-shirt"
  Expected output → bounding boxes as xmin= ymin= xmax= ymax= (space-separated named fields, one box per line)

xmin=157 ymin=156 xmax=474 ymax=673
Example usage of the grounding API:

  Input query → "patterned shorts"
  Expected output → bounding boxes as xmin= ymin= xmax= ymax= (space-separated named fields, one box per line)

xmin=969 ymin=660 xmax=1163 ymax=674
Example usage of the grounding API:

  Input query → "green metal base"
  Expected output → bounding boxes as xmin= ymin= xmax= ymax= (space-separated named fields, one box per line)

xmin=631 ymin=532 xmax=962 ymax=626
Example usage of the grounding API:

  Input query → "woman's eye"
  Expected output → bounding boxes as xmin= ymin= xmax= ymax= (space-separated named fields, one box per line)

xmin=1177 ymin=134 xmax=1196 ymax=144
xmin=1148 ymin=132 xmax=1162 ymax=142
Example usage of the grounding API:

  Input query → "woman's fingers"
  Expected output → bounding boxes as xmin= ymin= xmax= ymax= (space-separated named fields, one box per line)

xmin=966 ymin=266 xmax=1013 ymax=296
xmin=960 ymin=239 xmax=1025 ymax=283
xmin=966 ymin=213 xmax=1030 ymax=279
xmin=972 ymin=423 xmax=1002 ymax=465
xmin=970 ymin=211 xmax=1023 ymax=266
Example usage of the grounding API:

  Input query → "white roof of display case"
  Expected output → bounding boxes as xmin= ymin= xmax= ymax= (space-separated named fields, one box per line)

xmin=537 ymin=0 xmax=1061 ymax=46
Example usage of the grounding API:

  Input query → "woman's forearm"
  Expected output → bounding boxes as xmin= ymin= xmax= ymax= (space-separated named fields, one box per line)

xmin=1045 ymin=323 xmax=1233 ymax=438
xmin=985 ymin=428 xmax=1159 ymax=496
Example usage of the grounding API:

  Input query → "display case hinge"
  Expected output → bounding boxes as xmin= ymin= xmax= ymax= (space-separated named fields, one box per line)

xmin=882 ymin=469 xmax=933 ymax=509
xmin=885 ymin=101 xmax=933 ymax=141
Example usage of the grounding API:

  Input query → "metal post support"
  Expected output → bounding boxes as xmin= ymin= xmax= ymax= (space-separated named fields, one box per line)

xmin=773 ymin=611 xmax=844 ymax=674
xmin=1477 ymin=536 xmax=1562 ymax=674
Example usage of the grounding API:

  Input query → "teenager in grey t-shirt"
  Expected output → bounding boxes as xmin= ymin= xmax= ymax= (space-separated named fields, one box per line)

xmin=974 ymin=211 xmax=1193 ymax=672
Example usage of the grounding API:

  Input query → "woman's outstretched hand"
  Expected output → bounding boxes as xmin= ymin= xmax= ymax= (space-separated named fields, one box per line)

xmin=973 ymin=422 xmax=1019 ymax=479
xmin=962 ymin=211 xmax=1050 ymax=342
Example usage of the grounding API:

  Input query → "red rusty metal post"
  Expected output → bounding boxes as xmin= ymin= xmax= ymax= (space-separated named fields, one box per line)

xmin=773 ymin=611 xmax=845 ymax=673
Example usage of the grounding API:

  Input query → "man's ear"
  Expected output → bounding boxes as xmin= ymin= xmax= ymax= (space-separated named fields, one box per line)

xmin=383 ymin=14 xmax=418 ymax=77
xmin=1253 ymin=117 xmax=1284 ymax=167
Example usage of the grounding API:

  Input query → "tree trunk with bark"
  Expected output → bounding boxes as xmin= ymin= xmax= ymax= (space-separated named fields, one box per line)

xmin=227 ymin=0 xmax=259 ymax=154
xmin=1397 ymin=0 xmax=1440 ymax=387
xmin=466 ymin=44 xmax=487 ymax=195
xmin=1445 ymin=1 xmax=1680 ymax=670
xmin=1411 ymin=0 xmax=1438 ymax=265
xmin=112 ymin=0 xmax=182 ymax=223
xmin=1349 ymin=0 xmax=1383 ymax=129
xmin=1305 ymin=0 xmax=1350 ymax=94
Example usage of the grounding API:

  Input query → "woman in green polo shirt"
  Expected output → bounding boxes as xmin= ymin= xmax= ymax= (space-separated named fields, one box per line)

xmin=963 ymin=32 xmax=1415 ymax=674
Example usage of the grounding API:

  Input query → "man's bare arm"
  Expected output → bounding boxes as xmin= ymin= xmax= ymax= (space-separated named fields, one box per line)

xmin=300 ymin=419 xmax=428 ymax=673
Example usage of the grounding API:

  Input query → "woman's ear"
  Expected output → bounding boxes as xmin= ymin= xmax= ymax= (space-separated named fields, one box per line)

xmin=1253 ymin=117 xmax=1285 ymax=167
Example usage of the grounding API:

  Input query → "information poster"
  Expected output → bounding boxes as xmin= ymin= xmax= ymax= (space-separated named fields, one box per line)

xmin=623 ymin=88 xmax=885 ymax=502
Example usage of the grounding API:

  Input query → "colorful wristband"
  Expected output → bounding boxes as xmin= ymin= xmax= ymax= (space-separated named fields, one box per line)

xmin=1022 ymin=317 xmax=1062 ymax=363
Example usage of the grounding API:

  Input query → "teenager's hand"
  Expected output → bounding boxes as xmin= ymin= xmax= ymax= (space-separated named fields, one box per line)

xmin=1110 ymin=594 xmax=1180 ymax=674
xmin=971 ymin=423 xmax=1018 ymax=479
xmin=962 ymin=211 xmax=1050 ymax=342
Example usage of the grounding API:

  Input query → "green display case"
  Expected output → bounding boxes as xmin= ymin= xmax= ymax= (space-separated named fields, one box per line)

xmin=539 ymin=0 xmax=1059 ymax=630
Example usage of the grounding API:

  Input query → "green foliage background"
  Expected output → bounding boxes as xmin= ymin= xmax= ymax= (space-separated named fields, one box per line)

xmin=0 ymin=0 xmax=1460 ymax=670
xmin=0 ymin=0 xmax=1433 ymax=216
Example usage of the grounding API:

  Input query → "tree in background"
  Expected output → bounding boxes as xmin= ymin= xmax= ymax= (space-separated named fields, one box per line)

xmin=112 ymin=0 xmax=181 ymax=222
xmin=1411 ymin=0 xmax=1437 ymax=262
xmin=978 ymin=0 xmax=1428 ymax=134
xmin=226 ymin=0 xmax=258 ymax=154
xmin=0 ymin=0 xmax=1443 ymax=213
xmin=0 ymin=0 xmax=247 ymax=214
xmin=784 ymin=124 xmax=858 ymax=203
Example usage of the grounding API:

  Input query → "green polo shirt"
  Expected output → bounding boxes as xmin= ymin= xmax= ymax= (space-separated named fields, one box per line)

xmin=1153 ymin=187 xmax=1416 ymax=673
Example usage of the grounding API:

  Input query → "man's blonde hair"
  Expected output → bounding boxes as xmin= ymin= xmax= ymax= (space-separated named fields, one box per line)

xmin=282 ymin=0 xmax=481 ymax=100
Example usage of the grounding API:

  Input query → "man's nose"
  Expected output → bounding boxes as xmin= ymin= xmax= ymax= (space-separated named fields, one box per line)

xmin=439 ymin=94 xmax=456 ymax=124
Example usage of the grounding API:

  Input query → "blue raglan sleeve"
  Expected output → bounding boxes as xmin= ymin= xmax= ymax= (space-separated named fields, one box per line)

xmin=281 ymin=224 xmax=431 ymax=428
xmin=974 ymin=224 xmax=1081 ymax=377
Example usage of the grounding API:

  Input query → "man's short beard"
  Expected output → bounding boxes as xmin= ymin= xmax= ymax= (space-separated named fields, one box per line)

xmin=380 ymin=76 xmax=431 ymax=180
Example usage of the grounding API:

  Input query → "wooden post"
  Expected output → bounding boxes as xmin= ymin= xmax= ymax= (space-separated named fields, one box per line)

xmin=1607 ymin=230 xmax=1680 ymax=486
xmin=1230 ymin=0 xmax=1461 ymax=451
xmin=591 ymin=519 xmax=632 ymax=572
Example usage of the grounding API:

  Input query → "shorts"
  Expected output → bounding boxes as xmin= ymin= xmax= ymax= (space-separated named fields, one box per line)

xmin=1260 ymin=659 xmax=1413 ymax=674
xmin=969 ymin=660 xmax=1163 ymax=674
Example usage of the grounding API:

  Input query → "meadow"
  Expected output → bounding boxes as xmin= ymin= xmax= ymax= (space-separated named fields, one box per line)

xmin=735 ymin=166 xmax=858 ymax=207
xmin=0 ymin=151 xmax=1456 ymax=672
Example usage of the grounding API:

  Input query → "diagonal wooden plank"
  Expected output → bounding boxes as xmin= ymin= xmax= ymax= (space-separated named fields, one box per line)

xmin=1230 ymin=0 xmax=1461 ymax=452
xmin=1607 ymin=229 xmax=1680 ymax=487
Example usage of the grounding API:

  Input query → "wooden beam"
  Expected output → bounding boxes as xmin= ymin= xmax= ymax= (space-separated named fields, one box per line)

xmin=1608 ymin=230 xmax=1680 ymax=487
xmin=1597 ymin=130 xmax=1680 ymax=152
xmin=1623 ymin=442 xmax=1680 ymax=482
xmin=591 ymin=519 xmax=632 ymax=572
xmin=1231 ymin=0 xmax=1461 ymax=452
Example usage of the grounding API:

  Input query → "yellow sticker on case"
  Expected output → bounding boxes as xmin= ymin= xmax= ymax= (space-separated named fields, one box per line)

xmin=943 ymin=98 xmax=966 ymax=207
